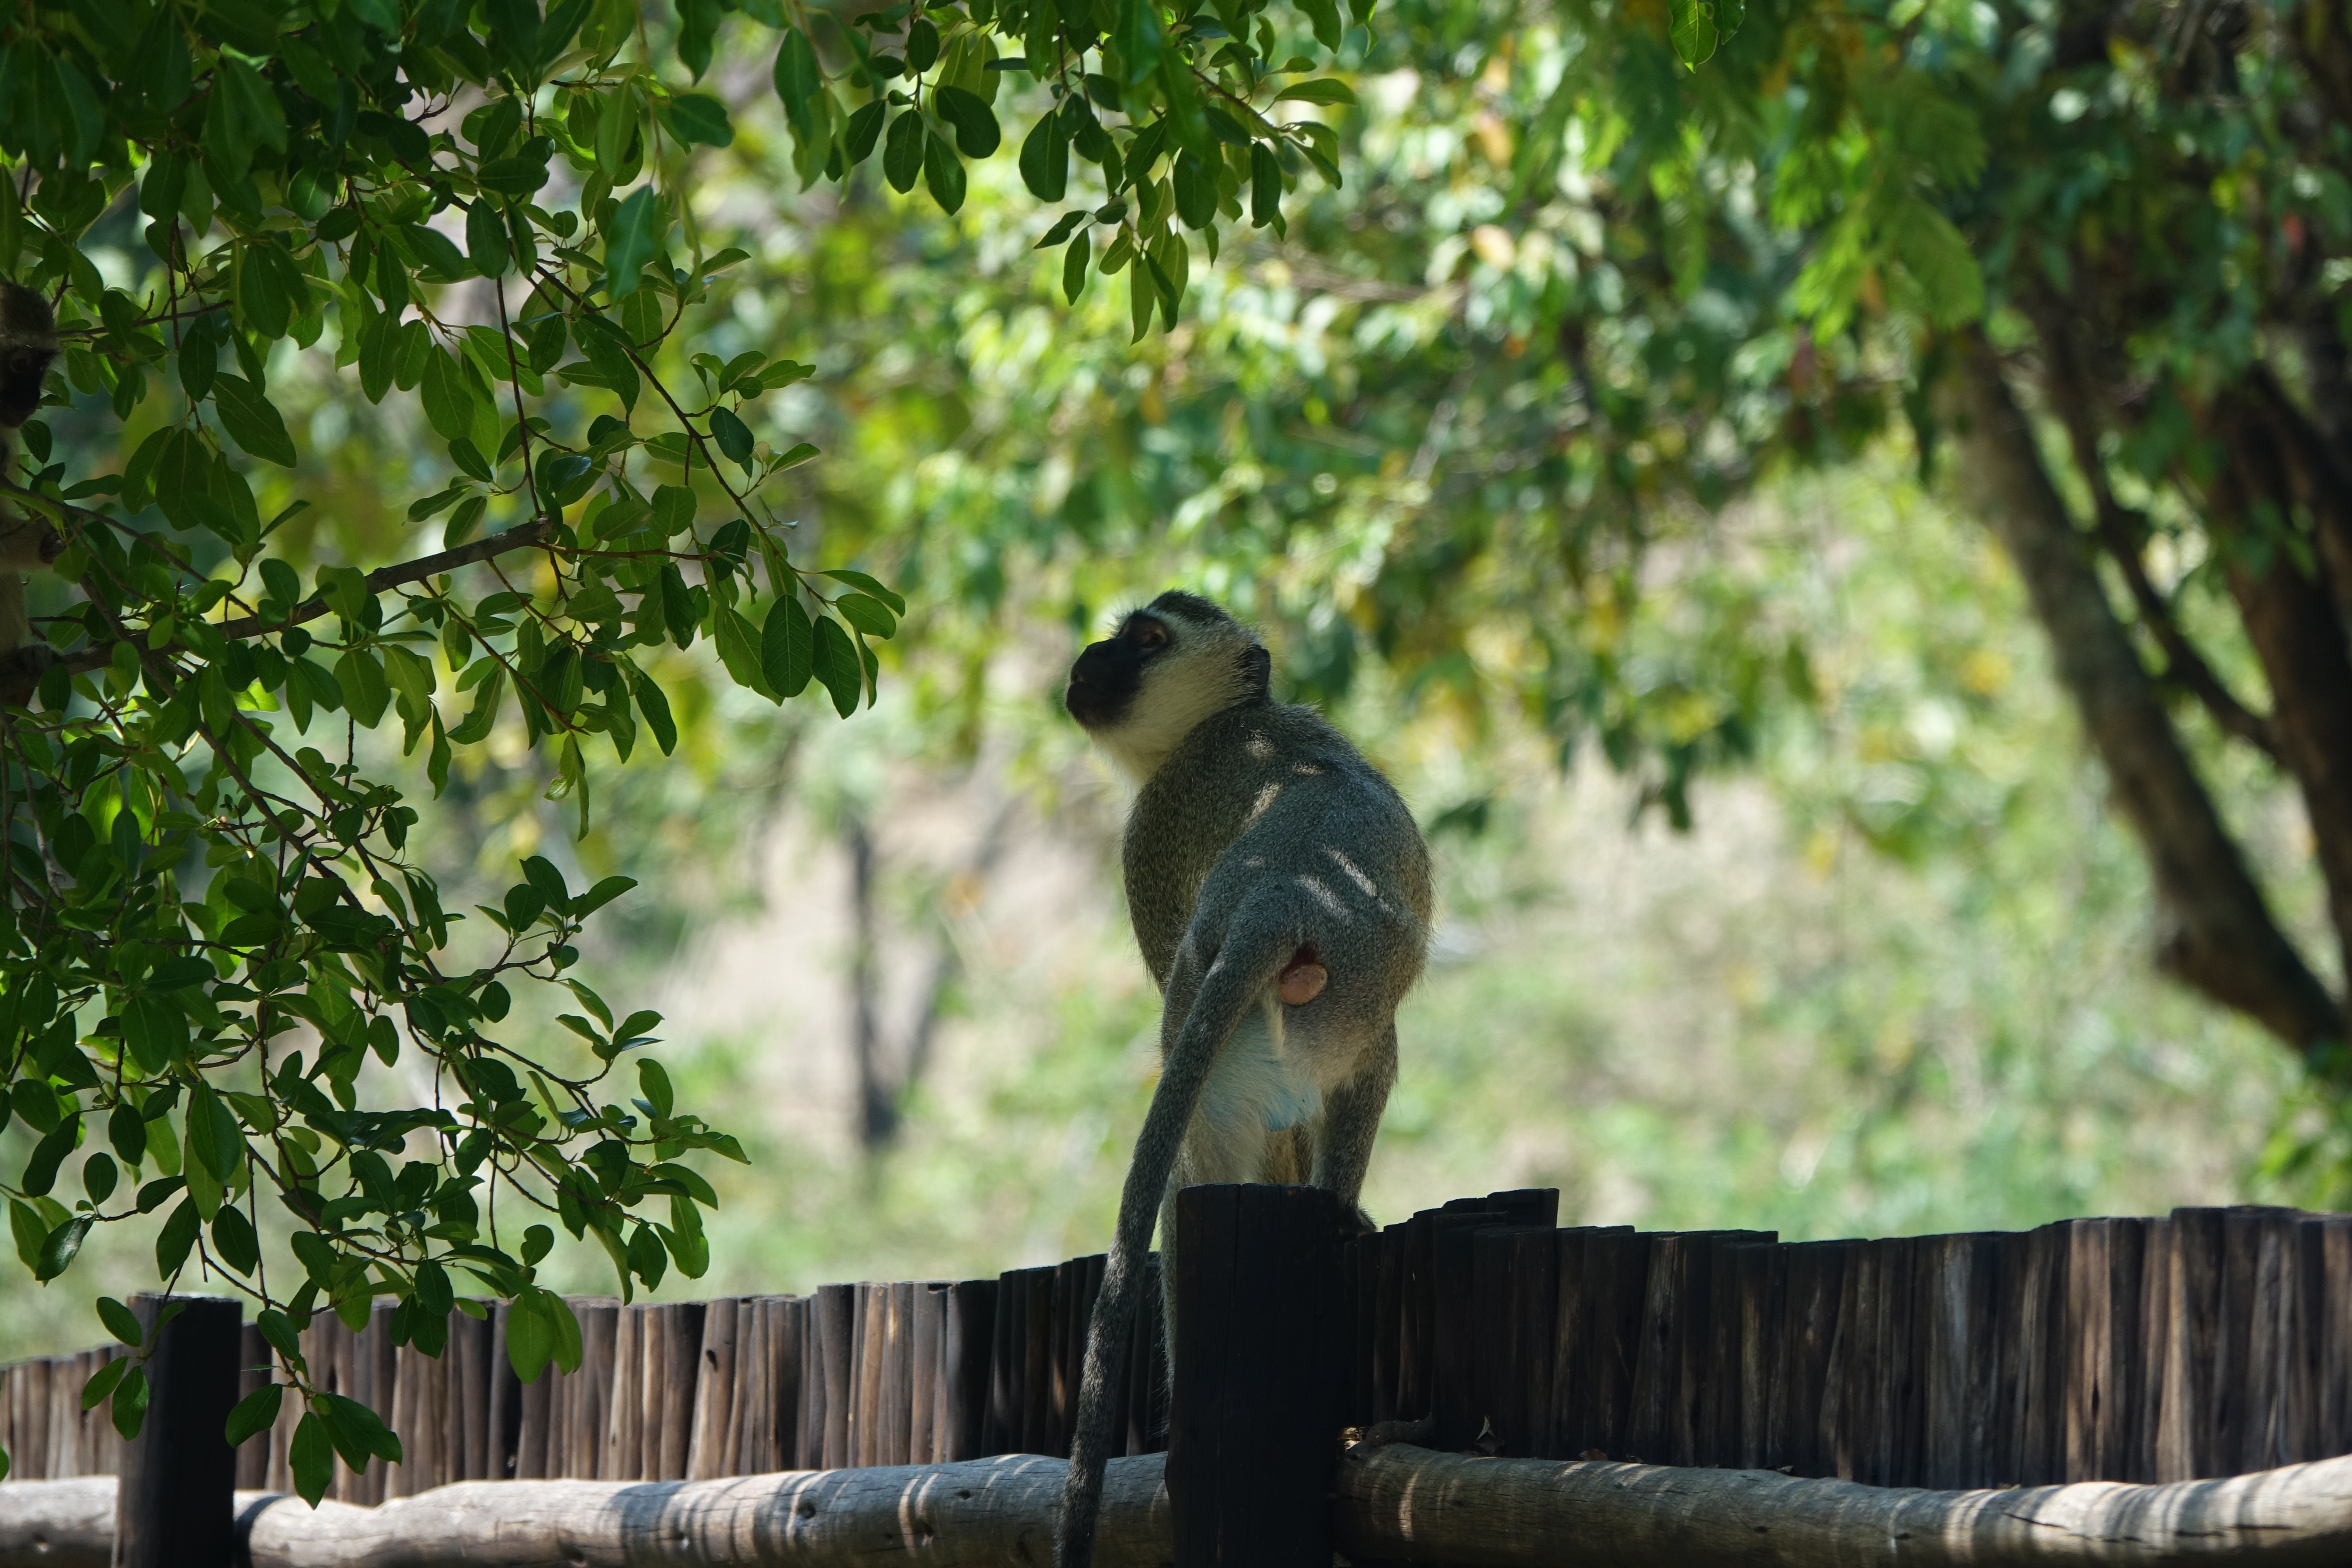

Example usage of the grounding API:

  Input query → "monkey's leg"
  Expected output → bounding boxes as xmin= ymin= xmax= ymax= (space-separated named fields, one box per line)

xmin=1154 ymin=987 xmax=1300 ymax=1353
xmin=1310 ymin=1021 xmax=1397 ymax=1234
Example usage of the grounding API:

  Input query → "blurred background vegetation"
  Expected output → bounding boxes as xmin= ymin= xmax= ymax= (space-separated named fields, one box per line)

xmin=7 ymin=0 xmax=2347 ymax=1354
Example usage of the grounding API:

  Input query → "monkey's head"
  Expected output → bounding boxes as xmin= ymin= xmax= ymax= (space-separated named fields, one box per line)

xmin=0 ymin=282 xmax=60 ymax=432
xmin=1065 ymin=590 xmax=1272 ymax=782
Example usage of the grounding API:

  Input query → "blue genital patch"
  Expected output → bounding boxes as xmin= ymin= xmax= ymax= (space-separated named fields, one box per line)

xmin=1264 ymin=1064 xmax=1321 ymax=1131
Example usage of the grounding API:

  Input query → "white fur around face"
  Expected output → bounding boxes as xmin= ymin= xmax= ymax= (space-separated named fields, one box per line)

xmin=1093 ymin=628 xmax=1256 ymax=785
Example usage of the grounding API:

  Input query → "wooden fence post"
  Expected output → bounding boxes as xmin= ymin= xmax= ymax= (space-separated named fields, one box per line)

xmin=1168 ymin=1183 xmax=1349 ymax=1568
xmin=113 ymin=1294 xmax=239 ymax=1568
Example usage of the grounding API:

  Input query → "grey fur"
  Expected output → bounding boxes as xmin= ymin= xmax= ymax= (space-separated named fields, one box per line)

xmin=0 ymin=281 xmax=59 ymax=675
xmin=1055 ymin=596 xmax=1430 ymax=1568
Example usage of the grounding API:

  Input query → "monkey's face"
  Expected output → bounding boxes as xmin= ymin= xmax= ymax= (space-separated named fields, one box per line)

xmin=1066 ymin=595 xmax=1275 ymax=782
xmin=1063 ymin=610 xmax=1172 ymax=733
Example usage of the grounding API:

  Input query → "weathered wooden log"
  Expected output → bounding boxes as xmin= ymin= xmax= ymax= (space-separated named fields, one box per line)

xmin=17 ymin=1441 xmax=2352 ymax=1567
xmin=0 ymin=1453 xmax=1173 ymax=1568
xmin=0 ymin=1475 xmax=113 ymax=1567
xmin=1335 ymin=1442 xmax=2352 ymax=1565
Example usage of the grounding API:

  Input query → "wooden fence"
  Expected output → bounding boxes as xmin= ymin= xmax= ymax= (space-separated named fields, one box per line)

xmin=1369 ymin=1192 xmax=2352 ymax=1488
xmin=0 ymin=1261 xmax=1165 ymax=1501
xmin=5 ymin=1194 xmax=2349 ymax=1503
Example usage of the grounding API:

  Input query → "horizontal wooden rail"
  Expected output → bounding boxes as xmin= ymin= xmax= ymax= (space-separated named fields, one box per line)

xmin=1337 ymin=1443 xmax=2352 ymax=1565
xmin=12 ymin=1443 xmax=2352 ymax=1566
xmin=0 ymin=1454 xmax=1173 ymax=1568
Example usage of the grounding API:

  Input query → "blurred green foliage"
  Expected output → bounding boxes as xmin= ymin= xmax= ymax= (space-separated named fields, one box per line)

xmin=0 ymin=0 xmax=1362 ymax=1494
xmin=7 ymin=0 xmax=2350 ymax=1493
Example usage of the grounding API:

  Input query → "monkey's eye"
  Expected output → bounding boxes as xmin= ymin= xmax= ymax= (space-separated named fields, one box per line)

xmin=1130 ymin=618 xmax=1170 ymax=652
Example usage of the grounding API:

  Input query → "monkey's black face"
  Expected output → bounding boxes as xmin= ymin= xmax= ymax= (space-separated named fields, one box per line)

xmin=1064 ymin=612 xmax=1170 ymax=731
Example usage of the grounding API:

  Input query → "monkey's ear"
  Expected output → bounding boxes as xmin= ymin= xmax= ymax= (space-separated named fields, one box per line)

xmin=1240 ymin=642 xmax=1272 ymax=701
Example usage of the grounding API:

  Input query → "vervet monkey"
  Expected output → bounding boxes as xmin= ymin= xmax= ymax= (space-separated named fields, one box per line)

xmin=0 ymin=281 xmax=62 ymax=687
xmin=1055 ymin=591 xmax=1431 ymax=1568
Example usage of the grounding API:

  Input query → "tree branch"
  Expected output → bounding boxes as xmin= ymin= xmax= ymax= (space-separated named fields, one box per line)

xmin=1938 ymin=334 xmax=2345 ymax=1063
xmin=211 ymin=515 xmax=557 ymax=640
xmin=2031 ymin=317 xmax=2278 ymax=757
xmin=2208 ymin=392 xmax=2352 ymax=999
xmin=0 ymin=516 xmax=559 ymax=707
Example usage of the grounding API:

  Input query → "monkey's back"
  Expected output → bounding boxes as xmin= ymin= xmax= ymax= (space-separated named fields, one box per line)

xmin=1121 ymin=701 xmax=1431 ymax=1019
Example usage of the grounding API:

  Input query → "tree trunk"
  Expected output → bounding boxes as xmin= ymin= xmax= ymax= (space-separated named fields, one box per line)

xmin=1936 ymin=336 xmax=2345 ymax=1062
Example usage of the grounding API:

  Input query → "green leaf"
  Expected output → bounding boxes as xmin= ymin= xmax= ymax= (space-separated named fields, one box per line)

xmin=1114 ymin=0 xmax=1165 ymax=85
xmin=155 ymin=1196 xmax=201 ymax=1276
xmin=638 ymin=1057 xmax=675 ymax=1119
xmin=711 ymin=605 xmax=767 ymax=696
xmin=506 ymin=1292 xmax=555 ymax=1383
xmin=576 ymin=873 xmax=640 ymax=915
xmin=819 ymin=569 xmax=905 ymax=614
xmin=627 ymin=1221 xmax=668 ymax=1288
xmin=207 ymin=56 xmax=287 ymax=184
xmin=1251 ymin=142 xmax=1284 ymax=227
xmin=466 ymin=200 xmax=512 ymax=277
xmin=773 ymin=26 xmax=824 ymax=135
xmin=1295 ymin=0 xmax=1344 ymax=50
xmin=1669 ymin=0 xmax=1720 ymax=65
xmin=754 ymin=593 xmax=816 ymax=700
xmin=97 ymin=1296 xmax=143 ymax=1348
xmin=211 ymin=1205 xmax=260 ymax=1274
xmin=1064 ymin=231 xmax=1091 ymax=303
xmin=36 ymin=1215 xmax=89 ymax=1281
xmin=1173 ymin=148 xmax=1218 ymax=230
xmin=1019 ymin=110 xmax=1069 ymax=202
xmin=81 ymin=1356 xmax=129 ymax=1410
xmin=603 ymin=186 xmax=670 ymax=299
xmin=627 ymin=668 xmax=678 ymax=754
xmin=709 ymin=406 xmax=754 ymax=464
xmin=24 ymin=1116 xmax=78 ymax=1197
xmin=845 ymin=100 xmax=887 ymax=165
xmin=122 ymin=993 xmax=188 ymax=1072
xmin=662 ymin=1221 xmax=710 ymax=1279
xmin=111 ymin=1365 xmax=150 ymax=1442
xmin=210 ymin=375 xmax=297 ymax=467
xmin=226 ymin=1382 xmax=283 ymax=1447
xmin=321 ymin=1393 xmax=401 ymax=1468
xmin=420 ymin=349 xmax=480 ymax=444
xmin=834 ymin=592 xmax=898 ymax=639
xmin=934 ymin=85 xmax=1000 ymax=159
xmin=810 ymin=616 xmax=862 ymax=716
xmin=186 ymin=1084 xmax=244 ymax=1182
xmin=574 ymin=315 xmax=642 ymax=411
xmin=924 ymin=133 xmax=967 ymax=214
xmin=289 ymin=1412 xmax=332 ymax=1504
xmin=663 ymin=92 xmax=735 ymax=147
xmin=882 ymin=111 xmax=925 ymax=195
xmin=1273 ymin=78 xmax=1358 ymax=106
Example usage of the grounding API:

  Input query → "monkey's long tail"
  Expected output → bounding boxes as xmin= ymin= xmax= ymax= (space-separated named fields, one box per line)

xmin=1053 ymin=914 xmax=1302 ymax=1568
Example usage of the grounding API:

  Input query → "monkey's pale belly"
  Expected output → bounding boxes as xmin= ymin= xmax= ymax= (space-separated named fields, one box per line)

xmin=1194 ymin=996 xmax=1341 ymax=1135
